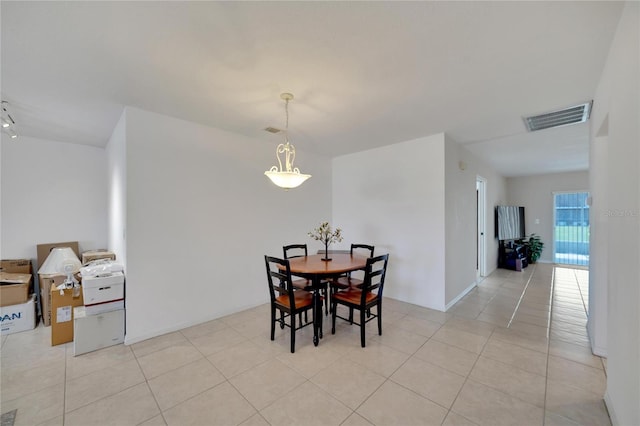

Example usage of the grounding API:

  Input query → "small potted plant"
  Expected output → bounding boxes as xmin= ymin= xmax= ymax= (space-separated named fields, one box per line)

xmin=524 ymin=233 xmax=544 ymax=263
xmin=308 ymin=221 xmax=343 ymax=261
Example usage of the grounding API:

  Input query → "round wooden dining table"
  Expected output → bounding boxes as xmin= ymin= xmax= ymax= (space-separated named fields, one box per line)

xmin=287 ymin=253 xmax=368 ymax=346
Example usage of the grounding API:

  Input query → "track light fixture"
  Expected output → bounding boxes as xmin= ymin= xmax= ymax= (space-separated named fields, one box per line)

xmin=1 ymin=101 xmax=18 ymax=139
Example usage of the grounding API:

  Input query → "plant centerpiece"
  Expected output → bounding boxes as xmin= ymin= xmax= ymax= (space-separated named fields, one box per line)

xmin=524 ymin=233 xmax=544 ymax=263
xmin=308 ymin=221 xmax=343 ymax=261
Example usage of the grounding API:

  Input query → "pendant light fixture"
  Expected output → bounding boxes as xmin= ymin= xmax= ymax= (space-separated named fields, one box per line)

xmin=264 ymin=93 xmax=311 ymax=189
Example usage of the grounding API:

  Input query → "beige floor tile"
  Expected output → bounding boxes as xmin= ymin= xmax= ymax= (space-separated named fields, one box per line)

xmin=229 ymin=358 xmax=306 ymax=410
xmin=0 ymin=383 xmax=64 ymax=426
xmin=442 ymin=411 xmax=479 ymax=425
xmin=443 ymin=316 xmax=496 ymax=338
xmin=432 ymin=326 xmax=489 ymax=354
xmin=344 ymin=339 xmax=410 ymax=377
xmin=260 ymin=381 xmax=352 ymax=425
xmin=207 ymin=339 xmax=276 ymax=379
xmin=550 ymin=319 xmax=589 ymax=336
xmin=180 ymin=318 xmax=228 ymax=340
xmin=340 ymin=412 xmax=374 ymax=426
xmin=230 ymin=315 xmax=271 ymax=339
xmin=544 ymin=410 xmax=582 ymax=426
xmin=469 ymin=356 xmax=546 ymax=408
xmin=162 ymin=382 xmax=256 ymax=426
xmin=547 ymin=355 xmax=607 ymax=395
xmin=481 ymin=338 xmax=547 ymax=376
xmin=65 ymin=358 xmax=146 ymax=412
xmin=405 ymin=305 xmax=451 ymax=324
xmin=545 ymin=379 xmax=611 ymax=425
xmin=311 ymin=358 xmax=386 ymax=410
xmin=490 ymin=326 xmax=549 ymax=354
xmin=368 ymin=323 xmax=429 ymax=354
xmin=131 ymin=332 xmax=188 ymax=358
xmin=393 ymin=315 xmax=442 ymax=338
xmin=390 ymin=356 xmax=466 ymax=408
xmin=277 ymin=343 xmax=342 ymax=379
xmin=451 ymin=379 xmax=544 ymax=426
xmin=357 ymin=380 xmax=448 ymax=425
xmin=65 ymin=343 xmax=135 ymax=380
xmin=507 ymin=320 xmax=549 ymax=338
xmin=136 ymin=341 xmax=203 ymax=380
xmin=413 ymin=339 xmax=478 ymax=377
xmin=475 ymin=312 xmax=510 ymax=327
xmin=138 ymin=415 xmax=168 ymax=425
xmin=147 ymin=358 xmax=225 ymax=410
xmin=187 ymin=326 xmax=247 ymax=356
xmin=34 ymin=415 xmax=63 ymax=426
xmin=64 ymin=382 xmax=160 ymax=426
xmin=549 ymin=339 xmax=604 ymax=369
xmin=549 ymin=329 xmax=591 ymax=347
xmin=239 ymin=413 xmax=270 ymax=426
xmin=511 ymin=312 xmax=550 ymax=328
xmin=1 ymin=360 xmax=65 ymax=402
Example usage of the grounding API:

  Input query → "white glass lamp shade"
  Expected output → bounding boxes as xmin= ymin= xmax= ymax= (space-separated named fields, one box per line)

xmin=264 ymin=170 xmax=311 ymax=189
xmin=38 ymin=247 xmax=81 ymax=275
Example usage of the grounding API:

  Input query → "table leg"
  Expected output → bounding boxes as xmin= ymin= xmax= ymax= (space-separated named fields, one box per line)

xmin=313 ymin=276 xmax=323 ymax=346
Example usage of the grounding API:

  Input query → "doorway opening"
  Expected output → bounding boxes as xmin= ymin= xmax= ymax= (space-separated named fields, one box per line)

xmin=476 ymin=177 xmax=487 ymax=280
xmin=553 ymin=191 xmax=590 ymax=266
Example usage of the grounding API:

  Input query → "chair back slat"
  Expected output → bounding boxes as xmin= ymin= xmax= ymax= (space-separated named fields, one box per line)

xmin=283 ymin=244 xmax=307 ymax=259
xmin=264 ymin=255 xmax=299 ymax=310
xmin=360 ymin=254 xmax=389 ymax=303
xmin=351 ymin=244 xmax=375 ymax=257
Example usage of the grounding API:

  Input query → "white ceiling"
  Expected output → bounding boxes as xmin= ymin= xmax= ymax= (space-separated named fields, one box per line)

xmin=1 ymin=1 xmax=624 ymax=177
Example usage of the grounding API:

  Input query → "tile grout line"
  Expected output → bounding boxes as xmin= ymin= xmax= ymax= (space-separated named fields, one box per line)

xmin=541 ymin=265 xmax=556 ymax=426
xmin=506 ymin=263 xmax=538 ymax=330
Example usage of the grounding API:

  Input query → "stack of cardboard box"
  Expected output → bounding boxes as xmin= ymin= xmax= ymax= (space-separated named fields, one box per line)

xmin=0 ymin=259 xmax=35 ymax=334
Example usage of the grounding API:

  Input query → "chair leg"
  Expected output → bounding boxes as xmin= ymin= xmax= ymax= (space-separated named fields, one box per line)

xmin=360 ymin=309 xmax=366 ymax=347
xmin=377 ymin=303 xmax=382 ymax=335
xmin=290 ymin=312 xmax=296 ymax=353
xmin=271 ymin=307 xmax=276 ymax=341
xmin=331 ymin=301 xmax=337 ymax=334
xmin=349 ymin=307 xmax=354 ymax=324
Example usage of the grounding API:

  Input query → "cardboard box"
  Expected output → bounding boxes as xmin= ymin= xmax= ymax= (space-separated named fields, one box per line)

xmin=0 ymin=259 xmax=33 ymax=274
xmin=37 ymin=241 xmax=80 ymax=271
xmin=39 ymin=274 xmax=67 ymax=326
xmin=0 ymin=272 xmax=32 ymax=307
xmin=82 ymin=272 xmax=124 ymax=306
xmin=0 ymin=295 xmax=36 ymax=335
xmin=81 ymin=250 xmax=116 ymax=265
xmin=73 ymin=307 xmax=124 ymax=356
xmin=50 ymin=284 xmax=83 ymax=346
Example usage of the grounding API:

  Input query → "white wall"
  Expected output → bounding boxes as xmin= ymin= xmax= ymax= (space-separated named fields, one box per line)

xmin=506 ymin=171 xmax=589 ymax=263
xmin=333 ymin=134 xmax=447 ymax=311
xmin=589 ymin=132 xmax=608 ymax=357
xmin=122 ymin=107 xmax=332 ymax=344
xmin=444 ymin=135 xmax=507 ymax=306
xmin=0 ymin=135 xmax=108 ymax=262
xmin=106 ymin=112 xmax=127 ymax=269
xmin=591 ymin=3 xmax=639 ymax=424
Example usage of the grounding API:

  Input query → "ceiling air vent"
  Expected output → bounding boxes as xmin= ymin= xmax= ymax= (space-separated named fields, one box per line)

xmin=524 ymin=101 xmax=593 ymax=132
xmin=264 ymin=127 xmax=283 ymax=134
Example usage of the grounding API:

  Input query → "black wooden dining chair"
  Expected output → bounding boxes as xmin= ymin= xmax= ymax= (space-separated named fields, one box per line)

xmin=331 ymin=253 xmax=389 ymax=347
xmin=265 ymin=255 xmax=315 ymax=353
xmin=284 ymin=243 xmax=330 ymax=315
xmin=283 ymin=244 xmax=311 ymax=290
xmin=333 ymin=244 xmax=375 ymax=290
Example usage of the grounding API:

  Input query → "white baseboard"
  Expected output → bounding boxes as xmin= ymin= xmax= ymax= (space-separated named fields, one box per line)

xmin=445 ymin=281 xmax=477 ymax=311
xmin=123 ymin=302 xmax=263 ymax=345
